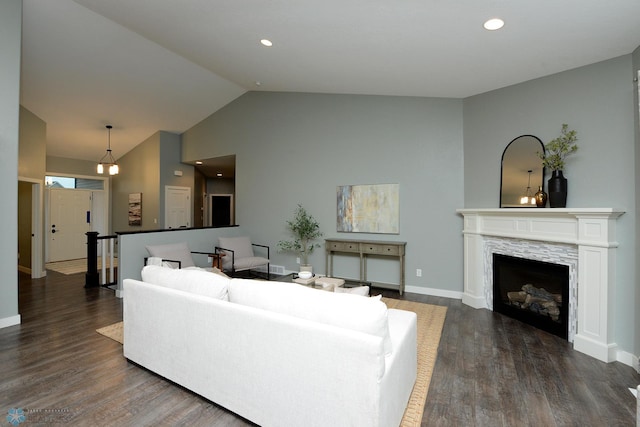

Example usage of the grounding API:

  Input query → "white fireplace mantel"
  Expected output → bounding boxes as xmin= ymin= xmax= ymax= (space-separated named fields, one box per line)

xmin=457 ymin=208 xmax=625 ymax=363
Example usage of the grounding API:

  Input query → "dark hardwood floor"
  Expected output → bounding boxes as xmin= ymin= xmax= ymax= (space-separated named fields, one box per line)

xmin=1 ymin=271 xmax=637 ymax=426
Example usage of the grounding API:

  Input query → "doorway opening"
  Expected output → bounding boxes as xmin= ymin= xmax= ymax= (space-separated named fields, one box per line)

xmin=45 ymin=174 xmax=109 ymax=264
xmin=209 ymin=194 xmax=234 ymax=227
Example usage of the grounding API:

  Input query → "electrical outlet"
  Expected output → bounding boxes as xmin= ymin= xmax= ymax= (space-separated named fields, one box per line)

xmin=296 ymin=257 xmax=300 ymax=264
xmin=416 ymin=269 xmax=422 ymax=277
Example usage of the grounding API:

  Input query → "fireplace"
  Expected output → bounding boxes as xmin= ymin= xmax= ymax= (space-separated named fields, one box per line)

xmin=493 ymin=253 xmax=569 ymax=339
xmin=457 ymin=208 xmax=624 ymax=363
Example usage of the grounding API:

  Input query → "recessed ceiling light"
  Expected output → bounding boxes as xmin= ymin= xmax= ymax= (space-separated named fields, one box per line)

xmin=483 ymin=18 xmax=504 ymax=31
xmin=217 ymin=173 xmax=223 ymax=177
xmin=195 ymin=161 xmax=203 ymax=165
xmin=260 ymin=39 xmax=273 ymax=47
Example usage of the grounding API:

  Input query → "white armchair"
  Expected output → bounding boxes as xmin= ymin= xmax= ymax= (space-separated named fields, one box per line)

xmin=145 ymin=242 xmax=217 ymax=271
xmin=145 ymin=242 xmax=197 ymax=269
xmin=216 ymin=236 xmax=270 ymax=278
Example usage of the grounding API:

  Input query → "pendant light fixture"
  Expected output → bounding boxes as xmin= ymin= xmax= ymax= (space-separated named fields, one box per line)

xmin=97 ymin=125 xmax=119 ymax=175
xmin=519 ymin=170 xmax=535 ymax=205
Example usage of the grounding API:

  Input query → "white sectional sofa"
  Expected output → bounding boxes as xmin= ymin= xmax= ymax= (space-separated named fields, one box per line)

xmin=123 ymin=266 xmax=418 ymax=427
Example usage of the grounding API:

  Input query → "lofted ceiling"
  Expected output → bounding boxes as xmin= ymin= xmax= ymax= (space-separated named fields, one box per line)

xmin=20 ymin=0 xmax=640 ymax=166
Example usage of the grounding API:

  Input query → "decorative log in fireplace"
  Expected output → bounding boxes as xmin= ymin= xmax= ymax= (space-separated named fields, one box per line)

xmin=507 ymin=284 xmax=562 ymax=322
xmin=493 ymin=253 xmax=569 ymax=339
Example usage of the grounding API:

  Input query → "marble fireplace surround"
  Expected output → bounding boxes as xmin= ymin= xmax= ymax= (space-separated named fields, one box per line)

xmin=457 ymin=208 xmax=624 ymax=363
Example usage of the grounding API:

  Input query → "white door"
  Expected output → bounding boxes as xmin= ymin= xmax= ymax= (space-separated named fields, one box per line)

xmin=165 ymin=186 xmax=191 ymax=229
xmin=48 ymin=188 xmax=92 ymax=262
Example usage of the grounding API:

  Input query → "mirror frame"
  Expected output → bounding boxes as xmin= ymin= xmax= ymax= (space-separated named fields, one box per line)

xmin=499 ymin=135 xmax=545 ymax=208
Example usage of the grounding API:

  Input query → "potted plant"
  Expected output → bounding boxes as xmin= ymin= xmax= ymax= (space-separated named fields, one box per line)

xmin=538 ymin=124 xmax=578 ymax=208
xmin=277 ymin=204 xmax=323 ymax=274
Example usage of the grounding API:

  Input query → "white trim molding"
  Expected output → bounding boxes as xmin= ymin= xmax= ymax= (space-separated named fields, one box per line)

xmin=0 ymin=315 xmax=21 ymax=329
xmin=457 ymin=208 xmax=625 ymax=363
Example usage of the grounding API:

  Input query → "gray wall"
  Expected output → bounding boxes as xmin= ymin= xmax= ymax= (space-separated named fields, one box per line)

xmin=19 ymin=106 xmax=46 ymax=179
xmin=47 ymin=155 xmax=106 ymax=178
xmin=159 ymin=131 xmax=195 ymax=227
xmin=112 ymin=131 xmax=194 ymax=232
xmin=633 ymin=46 xmax=640 ymax=358
xmin=463 ymin=55 xmax=637 ymax=357
xmin=183 ymin=92 xmax=465 ymax=295
xmin=19 ymin=107 xmax=46 ymax=274
xmin=0 ymin=0 xmax=21 ymax=326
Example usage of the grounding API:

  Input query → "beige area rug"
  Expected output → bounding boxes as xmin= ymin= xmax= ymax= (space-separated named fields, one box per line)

xmin=382 ymin=298 xmax=447 ymax=427
xmin=95 ymin=299 xmax=447 ymax=426
xmin=46 ymin=257 xmax=118 ymax=275
xmin=96 ymin=321 xmax=124 ymax=344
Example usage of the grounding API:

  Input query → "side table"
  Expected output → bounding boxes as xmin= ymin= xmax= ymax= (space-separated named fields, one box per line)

xmin=209 ymin=252 xmax=225 ymax=269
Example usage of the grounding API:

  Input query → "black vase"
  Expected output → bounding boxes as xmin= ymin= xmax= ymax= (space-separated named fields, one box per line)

xmin=548 ymin=170 xmax=567 ymax=208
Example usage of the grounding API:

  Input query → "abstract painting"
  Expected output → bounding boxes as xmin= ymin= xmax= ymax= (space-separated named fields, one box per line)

xmin=337 ymin=184 xmax=399 ymax=234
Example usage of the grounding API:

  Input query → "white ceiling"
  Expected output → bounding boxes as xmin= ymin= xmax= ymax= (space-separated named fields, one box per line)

xmin=20 ymin=0 xmax=640 ymax=164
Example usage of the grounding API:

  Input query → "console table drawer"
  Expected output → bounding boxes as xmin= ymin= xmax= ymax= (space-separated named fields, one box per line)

xmin=381 ymin=245 xmax=401 ymax=256
xmin=327 ymin=241 xmax=359 ymax=253
xmin=362 ymin=244 xmax=380 ymax=254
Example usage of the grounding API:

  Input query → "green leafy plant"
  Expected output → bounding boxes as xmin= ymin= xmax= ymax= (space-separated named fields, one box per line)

xmin=277 ymin=204 xmax=323 ymax=266
xmin=538 ymin=124 xmax=578 ymax=172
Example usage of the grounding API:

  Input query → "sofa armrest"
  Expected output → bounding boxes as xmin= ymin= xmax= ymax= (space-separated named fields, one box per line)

xmin=380 ymin=308 xmax=418 ymax=427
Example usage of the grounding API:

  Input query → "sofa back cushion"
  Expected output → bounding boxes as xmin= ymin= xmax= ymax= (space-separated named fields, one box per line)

xmin=141 ymin=265 xmax=230 ymax=301
xmin=229 ymin=279 xmax=392 ymax=355
xmin=146 ymin=242 xmax=195 ymax=268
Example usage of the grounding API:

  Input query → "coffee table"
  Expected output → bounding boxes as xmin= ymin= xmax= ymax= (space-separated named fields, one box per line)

xmin=275 ymin=273 xmax=370 ymax=291
xmin=274 ymin=273 xmax=327 ymax=289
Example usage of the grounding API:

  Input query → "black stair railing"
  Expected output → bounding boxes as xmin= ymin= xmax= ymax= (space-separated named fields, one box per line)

xmin=85 ymin=231 xmax=118 ymax=288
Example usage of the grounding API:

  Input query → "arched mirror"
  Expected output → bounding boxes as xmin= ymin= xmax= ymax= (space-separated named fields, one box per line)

xmin=500 ymin=135 xmax=545 ymax=207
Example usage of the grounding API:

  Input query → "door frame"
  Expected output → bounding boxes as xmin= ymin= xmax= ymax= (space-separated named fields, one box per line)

xmin=164 ymin=185 xmax=192 ymax=229
xmin=44 ymin=172 xmax=110 ymax=265
xmin=18 ymin=177 xmax=44 ymax=278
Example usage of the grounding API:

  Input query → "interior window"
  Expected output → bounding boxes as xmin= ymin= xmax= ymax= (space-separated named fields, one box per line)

xmin=45 ymin=176 xmax=104 ymax=190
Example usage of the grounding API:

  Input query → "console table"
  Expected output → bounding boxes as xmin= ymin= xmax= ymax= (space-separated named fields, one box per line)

xmin=325 ymin=238 xmax=406 ymax=295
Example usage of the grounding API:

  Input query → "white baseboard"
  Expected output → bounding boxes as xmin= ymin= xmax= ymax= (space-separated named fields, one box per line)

xmin=404 ymin=285 xmax=463 ymax=300
xmin=0 ymin=315 xmax=21 ymax=329
xmin=617 ymin=350 xmax=640 ymax=371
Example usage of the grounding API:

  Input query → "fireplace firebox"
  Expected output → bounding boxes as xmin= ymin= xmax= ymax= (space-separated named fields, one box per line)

xmin=493 ymin=253 xmax=569 ymax=339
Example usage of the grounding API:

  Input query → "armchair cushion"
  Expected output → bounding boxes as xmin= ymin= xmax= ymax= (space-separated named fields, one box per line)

xmin=218 ymin=236 xmax=254 ymax=257
xmin=217 ymin=236 xmax=268 ymax=272
xmin=146 ymin=242 xmax=195 ymax=268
